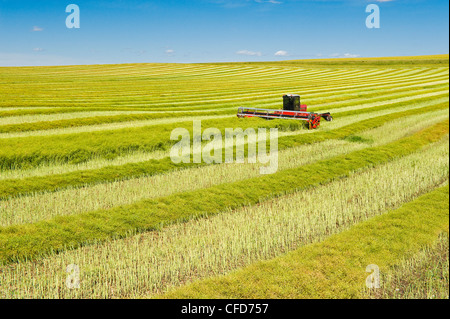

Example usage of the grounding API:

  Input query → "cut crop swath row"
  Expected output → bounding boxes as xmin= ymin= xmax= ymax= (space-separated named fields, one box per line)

xmin=162 ymin=185 xmax=449 ymax=299
xmin=1 ymin=69 xmax=448 ymax=118
xmin=326 ymin=92 xmax=447 ymax=118
xmin=0 ymin=107 xmax=161 ymax=119
xmin=267 ymin=55 xmax=450 ymax=67
xmin=0 ymin=67 xmax=374 ymax=107
xmin=3 ymin=68 xmax=445 ymax=111
xmin=0 ymin=115 xmax=240 ymax=140
xmin=2 ymin=108 xmax=447 ymax=226
xmin=1 ymin=64 xmax=445 ymax=109
xmin=0 ymin=86 xmax=446 ymax=135
xmin=141 ymin=74 xmax=446 ymax=113
xmin=1 ymin=89 xmax=447 ymax=140
xmin=1 ymin=77 xmax=445 ymax=129
xmin=0 ymin=117 xmax=307 ymax=170
xmin=366 ymin=232 xmax=449 ymax=299
xmin=0 ymin=139 xmax=369 ymax=226
xmin=278 ymin=102 xmax=448 ymax=148
xmin=318 ymin=85 xmax=447 ymax=112
xmin=0 ymin=64 xmax=385 ymax=86
xmin=0 ymin=110 xmax=163 ymax=126
xmin=0 ymin=74 xmax=446 ymax=130
xmin=2 ymin=67 xmax=441 ymax=111
xmin=0 ymin=110 xmax=235 ymax=134
xmin=1 ymin=59 xmax=442 ymax=81
xmin=2 ymin=104 xmax=446 ymax=183
xmin=0 ymin=103 xmax=446 ymax=201
xmin=1 ymin=87 xmax=447 ymax=170
xmin=1 ymin=139 xmax=447 ymax=298
xmin=0 ymin=121 xmax=447 ymax=265
xmin=0 ymin=75 xmax=441 ymax=125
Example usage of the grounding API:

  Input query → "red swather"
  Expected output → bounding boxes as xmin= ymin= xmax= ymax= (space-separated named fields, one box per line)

xmin=237 ymin=94 xmax=333 ymax=129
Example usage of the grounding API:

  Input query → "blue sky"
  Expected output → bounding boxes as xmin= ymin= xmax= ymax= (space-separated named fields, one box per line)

xmin=0 ymin=0 xmax=448 ymax=66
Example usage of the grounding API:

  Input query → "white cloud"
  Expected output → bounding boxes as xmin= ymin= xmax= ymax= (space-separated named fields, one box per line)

xmin=33 ymin=48 xmax=44 ymax=52
xmin=343 ymin=53 xmax=360 ymax=58
xmin=165 ymin=49 xmax=175 ymax=54
xmin=236 ymin=50 xmax=262 ymax=56
xmin=329 ymin=53 xmax=360 ymax=58
xmin=32 ymin=26 xmax=43 ymax=32
xmin=274 ymin=50 xmax=288 ymax=57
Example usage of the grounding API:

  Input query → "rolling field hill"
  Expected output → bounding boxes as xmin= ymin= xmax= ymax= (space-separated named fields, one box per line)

xmin=0 ymin=55 xmax=448 ymax=299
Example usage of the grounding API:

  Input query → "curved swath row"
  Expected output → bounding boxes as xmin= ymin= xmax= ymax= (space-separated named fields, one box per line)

xmin=1 ymin=87 xmax=447 ymax=139
xmin=0 ymin=75 xmax=446 ymax=131
xmin=1 ymin=67 xmax=446 ymax=113
xmin=0 ymin=57 xmax=448 ymax=299
xmin=1 ymin=108 xmax=448 ymax=227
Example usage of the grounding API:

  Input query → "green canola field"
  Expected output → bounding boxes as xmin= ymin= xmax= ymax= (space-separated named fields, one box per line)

xmin=0 ymin=55 xmax=448 ymax=299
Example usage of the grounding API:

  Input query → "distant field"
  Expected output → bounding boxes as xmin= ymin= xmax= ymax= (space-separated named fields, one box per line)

xmin=0 ymin=55 xmax=448 ymax=299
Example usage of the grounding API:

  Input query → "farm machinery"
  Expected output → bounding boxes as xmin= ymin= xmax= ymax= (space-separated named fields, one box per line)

xmin=237 ymin=94 xmax=333 ymax=129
